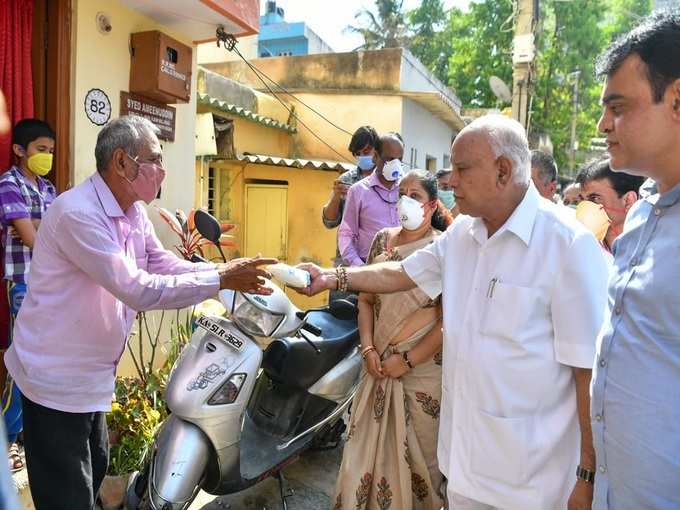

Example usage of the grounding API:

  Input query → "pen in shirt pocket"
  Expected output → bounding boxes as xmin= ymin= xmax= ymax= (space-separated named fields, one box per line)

xmin=486 ymin=277 xmax=499 ymax=298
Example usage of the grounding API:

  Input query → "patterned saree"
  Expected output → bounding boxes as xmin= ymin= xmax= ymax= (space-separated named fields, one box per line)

xmin=332 ymin=228 xmax=443 ymax=510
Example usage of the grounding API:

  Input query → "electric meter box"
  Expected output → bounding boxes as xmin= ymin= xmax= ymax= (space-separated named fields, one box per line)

xmin=130 ymin=31 xmax=192 ymax=104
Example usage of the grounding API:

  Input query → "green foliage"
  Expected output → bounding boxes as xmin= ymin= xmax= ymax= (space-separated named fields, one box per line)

xmin=407 ymin=0 xmax=451 ymax=82
xmin=531 ymin=1 xmax=606 ymax=173
xmin=107 ymin=376 xmax=166 ymax=476
xmin=603 ymin=0 xmax=653 ymax=42
xmin=366 ymin=0 xmax=651 ymax=175
xmin=347 ymin=0 xmax=410 ymax=49
xmin=445 ymin=1 xmax=514 ymax=107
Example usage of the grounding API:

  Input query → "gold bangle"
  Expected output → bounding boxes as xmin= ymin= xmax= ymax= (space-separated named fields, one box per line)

xmin=361 ymin=345 xmax=376 ymax=359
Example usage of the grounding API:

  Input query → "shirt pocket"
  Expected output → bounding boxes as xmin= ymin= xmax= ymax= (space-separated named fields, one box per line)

xmin=470 ymin=408 xmax=530 ymax=487
xmin=480 ymin=282 xmax=537 ymax=342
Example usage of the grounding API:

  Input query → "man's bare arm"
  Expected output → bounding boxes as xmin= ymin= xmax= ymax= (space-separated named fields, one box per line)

xmin=567 ymin=367 xmax=595 ymax=510
xmin=296 ymin=261 xmax=416 ymax=296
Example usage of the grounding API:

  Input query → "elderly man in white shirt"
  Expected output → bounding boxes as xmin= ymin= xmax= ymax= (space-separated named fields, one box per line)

xmin=298 ymin=114 xmax=608 ymax=510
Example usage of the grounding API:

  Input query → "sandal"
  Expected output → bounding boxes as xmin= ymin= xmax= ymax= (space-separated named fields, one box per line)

xmin=7 ymin=442 xmax=24 ymax=472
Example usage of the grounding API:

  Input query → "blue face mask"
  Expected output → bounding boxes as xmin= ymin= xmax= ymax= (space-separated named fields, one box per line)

xmin=357 ymin=155 xmax=374 ymax=171
xmin=437 ymin=189 xmax=456 ymax=209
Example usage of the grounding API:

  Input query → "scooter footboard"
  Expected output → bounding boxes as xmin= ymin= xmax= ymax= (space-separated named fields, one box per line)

xmin=149 ymin=415 xmax=212 ymax=509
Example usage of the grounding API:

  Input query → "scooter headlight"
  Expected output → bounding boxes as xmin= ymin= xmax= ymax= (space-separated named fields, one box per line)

xmin=208 ymin=373 xmax=246 ymax=405
xmin=232 ymin=293 xmax=284 ymax=337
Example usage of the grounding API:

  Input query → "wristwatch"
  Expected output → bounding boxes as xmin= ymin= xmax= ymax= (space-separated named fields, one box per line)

xmin=576 ymin=465 xmax=595 ymax=484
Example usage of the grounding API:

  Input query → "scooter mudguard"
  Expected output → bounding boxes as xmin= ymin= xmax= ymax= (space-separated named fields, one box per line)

xmin=148 ymin=415 xmax=211 ymax=509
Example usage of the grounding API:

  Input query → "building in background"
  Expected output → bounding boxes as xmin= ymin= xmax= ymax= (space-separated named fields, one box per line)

xmin=203 ymin=47 xmax=464 ymax=170
xmin=193 ymin=48 xmax=464 ymax=312
xmin=194 ymin=66 xmax=348 ymax=309
xmin=258 ymin=0 xmax=333 ymax=57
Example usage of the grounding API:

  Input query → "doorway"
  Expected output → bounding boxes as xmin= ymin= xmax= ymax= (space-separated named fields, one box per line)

xmin=244 ymin=184 xmax=288 ymax=262
xmin=32 ymin=0 xmax=71 ymax=192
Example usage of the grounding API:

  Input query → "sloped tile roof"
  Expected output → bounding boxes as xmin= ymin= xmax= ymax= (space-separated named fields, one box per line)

xmin=206 ymin=153 xmax=355 ymax=173
xmin=197 ymin=93 xmax=297 ymax=133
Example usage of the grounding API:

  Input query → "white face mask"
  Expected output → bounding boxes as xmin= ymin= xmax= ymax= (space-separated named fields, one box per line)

xmin=382 ymin=159 xmax=403 ymax=181
xmin=398 ymin=195 xmax=426 ymax=230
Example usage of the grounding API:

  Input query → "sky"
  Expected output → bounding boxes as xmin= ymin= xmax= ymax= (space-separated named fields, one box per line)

xmin=261 ymin=0 xmax=472 ymax=53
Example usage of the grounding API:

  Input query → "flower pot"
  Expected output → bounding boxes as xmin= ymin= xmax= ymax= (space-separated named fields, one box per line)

xmin=99 ymin=474 xmax=130 ymax=510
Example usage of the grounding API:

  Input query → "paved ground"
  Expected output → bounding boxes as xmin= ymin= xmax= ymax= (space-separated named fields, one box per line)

xmin=188 ymin=445 xmax=342 ymax=510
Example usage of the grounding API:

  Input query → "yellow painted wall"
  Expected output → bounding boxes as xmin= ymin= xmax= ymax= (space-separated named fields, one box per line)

xmin=209 ymin=161 xmax=339 ymax=309
xmin=287 ymin=93 xmax=404 ymax=161
xmin=234 ymin=118 xmax=291 ymax=156
xmin=196 ymin=106 xmax=291 ymax=157
xmin=253 ymin=91 xmax=291 ymax=126
xmin=70 ymin=0 xmax=204 ymax=377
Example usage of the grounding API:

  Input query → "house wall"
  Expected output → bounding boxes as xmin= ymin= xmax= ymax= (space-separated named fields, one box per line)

xmin=233 ymin=119 xmax=291 ymax=156
xmin=258 ymin=21 xmax=308 ymax=57
xmin=259 ymin=37 xmax=308 ymax=58
xmin=290 ymin=93 xmax=403 ymax=162
xmin=71 ymin=0 xmax=202 ymax=377
xmin=305 ymin=27 xmax=334 ymax=55
xmin=71 ymin=0 xmax=198 ymax=218
xmin=208 ymin=161 xmax=338 ymax=309
xmin=400 ymin=98 xmax=455 ymax=171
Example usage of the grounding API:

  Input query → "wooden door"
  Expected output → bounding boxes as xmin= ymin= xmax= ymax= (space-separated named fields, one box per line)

xmin=32 ymin=0 xmax=71 ymax=192
xmin=244 ymin=184 xmax=288 ymax=261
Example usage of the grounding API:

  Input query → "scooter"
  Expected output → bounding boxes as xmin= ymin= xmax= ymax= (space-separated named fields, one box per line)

xmin=125 ymin=210 xmax=361 ymax=510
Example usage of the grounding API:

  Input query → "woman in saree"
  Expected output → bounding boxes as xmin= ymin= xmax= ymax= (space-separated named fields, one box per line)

xmin=332 ymin=169 xmax=453 ymax=510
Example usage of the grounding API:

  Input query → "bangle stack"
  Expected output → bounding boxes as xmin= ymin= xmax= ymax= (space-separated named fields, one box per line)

xmin=336 ymin=266 xmax=349 ymax=292
xmin=402 ymin=351 xmax=413 ymax=370
xmin=361 ymin=345 xmax=376 ymax=359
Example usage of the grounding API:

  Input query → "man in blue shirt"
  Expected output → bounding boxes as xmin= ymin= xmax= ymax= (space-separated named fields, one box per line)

xmin=591 ymin=11 xmax=680 ymax=510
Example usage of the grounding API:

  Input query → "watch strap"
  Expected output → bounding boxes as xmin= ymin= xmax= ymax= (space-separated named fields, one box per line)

xmin=576 ymin=465 xmax=595 ymax=484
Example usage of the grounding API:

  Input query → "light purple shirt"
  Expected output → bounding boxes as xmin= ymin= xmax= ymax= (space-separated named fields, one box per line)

xmin=337 ymin=171 xmax=400 ymax=266
xmin=5 ymin=172 xmax=220 ymax=413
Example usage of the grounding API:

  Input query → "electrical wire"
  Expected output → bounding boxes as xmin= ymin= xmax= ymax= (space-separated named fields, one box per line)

xmin=233 ymin=47 xmax=355 ymax=163
xmin=237 ymin=61 xmax=355 ymax=137
xmin=217 ymin=29 xmax=355 ymax=164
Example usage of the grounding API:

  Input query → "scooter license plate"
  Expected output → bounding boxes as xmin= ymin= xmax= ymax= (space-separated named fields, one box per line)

xmin=196 ymin=315 xmax=245 ymax=352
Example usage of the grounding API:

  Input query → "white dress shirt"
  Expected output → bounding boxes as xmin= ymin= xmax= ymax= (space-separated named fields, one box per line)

xmin=402 ymin=184 xmax=608 ymax=509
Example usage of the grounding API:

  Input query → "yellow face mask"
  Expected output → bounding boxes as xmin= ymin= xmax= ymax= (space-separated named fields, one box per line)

xmin=576 ymin=200 xmax=611 ymax=242
xmin=26 ymin=152 xmax=53 ymax=176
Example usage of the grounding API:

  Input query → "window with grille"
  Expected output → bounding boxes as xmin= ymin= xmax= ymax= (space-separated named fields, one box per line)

xmin=207 ymin=167 xmax=218 ymax=217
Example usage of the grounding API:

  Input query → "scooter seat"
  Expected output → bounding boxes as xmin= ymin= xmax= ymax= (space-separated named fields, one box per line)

xmin=262 ymin=310 xmax=359 ymax=389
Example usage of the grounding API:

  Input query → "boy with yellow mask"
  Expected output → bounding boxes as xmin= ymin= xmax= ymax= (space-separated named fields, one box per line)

xmin=0 ymin=119 xmax=57 ymax=472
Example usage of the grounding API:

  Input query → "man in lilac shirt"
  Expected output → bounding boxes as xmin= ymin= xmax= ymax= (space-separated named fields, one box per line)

xmin=3 ymin=116 xmax=275 ymax=509
xmin=338 ymin=133 xmax=403 ymax=266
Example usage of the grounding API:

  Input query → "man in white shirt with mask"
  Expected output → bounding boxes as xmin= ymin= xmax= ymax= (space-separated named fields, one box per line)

xmin=297 ymin=115 xmax=608 ymax=510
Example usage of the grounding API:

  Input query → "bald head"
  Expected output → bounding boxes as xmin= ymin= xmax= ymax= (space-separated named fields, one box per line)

xmin=459 ymin=115 xmax=531 ymax=186
xmin=450 ymin=115 xmax=532 ymax=232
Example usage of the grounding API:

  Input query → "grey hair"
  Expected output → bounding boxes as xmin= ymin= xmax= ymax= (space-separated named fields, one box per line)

xmin=95 ymin=115 xmax=160 ymax=173
xmin=464 ymin=114 xmax=531 ymax=186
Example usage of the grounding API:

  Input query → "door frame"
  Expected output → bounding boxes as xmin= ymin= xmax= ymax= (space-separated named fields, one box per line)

xmin=32 ymin=0 xmax=72 ymax=192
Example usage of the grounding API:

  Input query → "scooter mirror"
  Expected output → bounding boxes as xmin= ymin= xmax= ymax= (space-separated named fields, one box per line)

xmin=328 ymin=298 xmax=357 ymax=321
xmin=194 ymin=209 xmax=227 ymax=263
xmin=194 ymin=209 xmax=222 ymax=244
